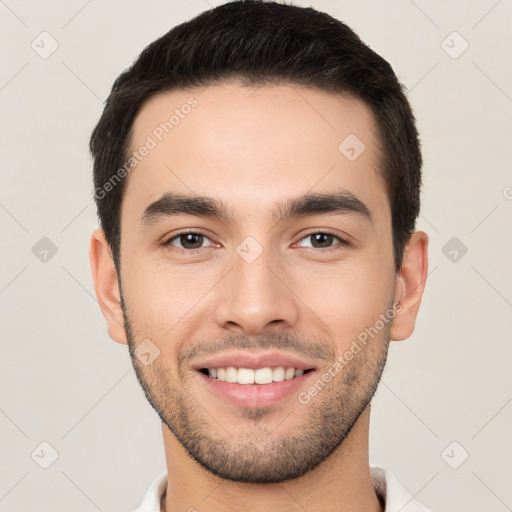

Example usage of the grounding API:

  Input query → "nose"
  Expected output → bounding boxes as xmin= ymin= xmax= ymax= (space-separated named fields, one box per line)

xmin=213 ymin=247 xmax=299 ymax=335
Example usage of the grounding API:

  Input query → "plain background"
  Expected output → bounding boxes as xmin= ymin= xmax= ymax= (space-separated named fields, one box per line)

xmin=1 ymin=1 xmax=511 ymax=510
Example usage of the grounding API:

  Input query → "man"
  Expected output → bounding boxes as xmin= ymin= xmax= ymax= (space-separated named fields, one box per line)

xmin=89 ymin=1 xmax=430 ymax=510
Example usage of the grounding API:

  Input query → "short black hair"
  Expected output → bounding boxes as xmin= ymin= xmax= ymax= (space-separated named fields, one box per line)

xmin=90 ymin=0 xmax=422 ymax=273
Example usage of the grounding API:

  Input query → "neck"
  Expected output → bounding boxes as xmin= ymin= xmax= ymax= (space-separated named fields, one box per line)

xmin=161 ymin=406 xmax=383 ymax=512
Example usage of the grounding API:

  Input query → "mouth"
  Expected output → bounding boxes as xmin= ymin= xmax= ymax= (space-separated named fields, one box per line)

xmin=192 ymin=351 xmax=318 ymax=408
xmin=199 ymin=366 xmax=314 ymax=384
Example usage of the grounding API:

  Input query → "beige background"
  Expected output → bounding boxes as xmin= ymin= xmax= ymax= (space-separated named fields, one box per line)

xmin=1 ymin=0 xmax=511 ymax=510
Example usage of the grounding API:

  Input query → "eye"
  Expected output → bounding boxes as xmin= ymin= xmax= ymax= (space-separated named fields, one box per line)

xmin=163 ymin=231 xmax=216 ymax=251
xmin=295 ymin=231 xmax=348 ymax=250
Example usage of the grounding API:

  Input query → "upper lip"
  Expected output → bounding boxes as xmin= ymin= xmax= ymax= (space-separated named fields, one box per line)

xmin=191 ymin=351 xmax=318 ymax=371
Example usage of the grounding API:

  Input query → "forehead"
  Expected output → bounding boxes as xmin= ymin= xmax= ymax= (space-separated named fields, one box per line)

xmin=122 ymin=82 xmax=388 ymax=225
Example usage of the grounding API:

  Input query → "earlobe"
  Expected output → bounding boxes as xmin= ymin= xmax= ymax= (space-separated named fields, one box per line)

xmin=389 ymin=231 xmax=429 ymax=341
xmin=89 ymin=228 xmax=128 ymax=345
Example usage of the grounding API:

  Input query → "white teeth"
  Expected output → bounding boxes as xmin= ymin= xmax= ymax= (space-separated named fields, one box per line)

xmin=225 ymin=366 xmax=237 ymax=383
xmin=205 ymin=366 xmax=309 ymax=384
xmin=237 ymin=367 xmax=255 ymax=384
xmin=254 ymin=367 xmax=273 ymax=384
xmin=284 ymin=367 xmax=295 ymax=380
xmin=272 ymin=367 xmax=285 ymax=382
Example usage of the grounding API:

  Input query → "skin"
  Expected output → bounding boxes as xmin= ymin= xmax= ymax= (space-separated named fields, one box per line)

xmin=90 ymin=82 xmax=428 ymax=511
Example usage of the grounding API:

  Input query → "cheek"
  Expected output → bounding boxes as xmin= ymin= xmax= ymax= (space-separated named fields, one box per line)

xmin=120 ymin=257 xmax=218 ymax=341
xmin=292 ymin=258 xmax=394 ymax=347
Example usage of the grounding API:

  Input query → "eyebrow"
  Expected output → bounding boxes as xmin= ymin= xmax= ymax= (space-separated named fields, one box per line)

xmin=139 ymin=190 xmax=372 ymax=227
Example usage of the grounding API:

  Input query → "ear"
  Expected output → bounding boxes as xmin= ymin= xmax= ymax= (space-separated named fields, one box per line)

xmin=89 ymin=228 xmax=127 ymax=345
xmin=390 ymin=230 xmax=429 ymax=341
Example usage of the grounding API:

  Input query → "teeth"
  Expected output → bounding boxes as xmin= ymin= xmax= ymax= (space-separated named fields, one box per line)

xmin=273 ymin=367 xmax=285 ymax=382
xmin=225 ymin=366 xmax=238 ymax=383
xmin=255 ymin=367 xmax=273 ymax=384
xmin=284 ymin=367 xmax=295 ymax=380
xmin=205 ymin=366 xmax=308 ymax=384
xmin=237 ymin=367 xmax=255 ymax=384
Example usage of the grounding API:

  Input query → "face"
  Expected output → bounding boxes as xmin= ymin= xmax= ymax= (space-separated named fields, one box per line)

xmin=115 ymin=83 xmax=401 ymax=483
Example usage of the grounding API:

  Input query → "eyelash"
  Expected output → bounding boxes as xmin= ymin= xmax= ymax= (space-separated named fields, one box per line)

xmin=162 ymin=229 xmax=348 ymax=255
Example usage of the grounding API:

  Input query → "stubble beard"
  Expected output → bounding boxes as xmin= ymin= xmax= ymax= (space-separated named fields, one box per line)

xmin=122 ymin=296 xmax=391 ymax=484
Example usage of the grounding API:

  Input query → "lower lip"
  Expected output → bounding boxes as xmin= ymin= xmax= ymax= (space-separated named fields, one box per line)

xmin=197 ymin=370 xmax=316 ymax=408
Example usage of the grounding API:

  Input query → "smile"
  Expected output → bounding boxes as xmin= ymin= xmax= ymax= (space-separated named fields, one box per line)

xmin=200 ymin=366 xmax=313 ymax=385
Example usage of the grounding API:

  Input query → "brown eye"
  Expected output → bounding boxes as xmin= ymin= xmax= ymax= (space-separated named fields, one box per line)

xmin=164 ymin=232 xmax=213 ymax=251
xmin=296 ymin=232 xmax=347 ymax=250
xmin=310 ymin=233 xmax=334 ymax=248
xmin=179 ymin=233 xmax=203 ymax=249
